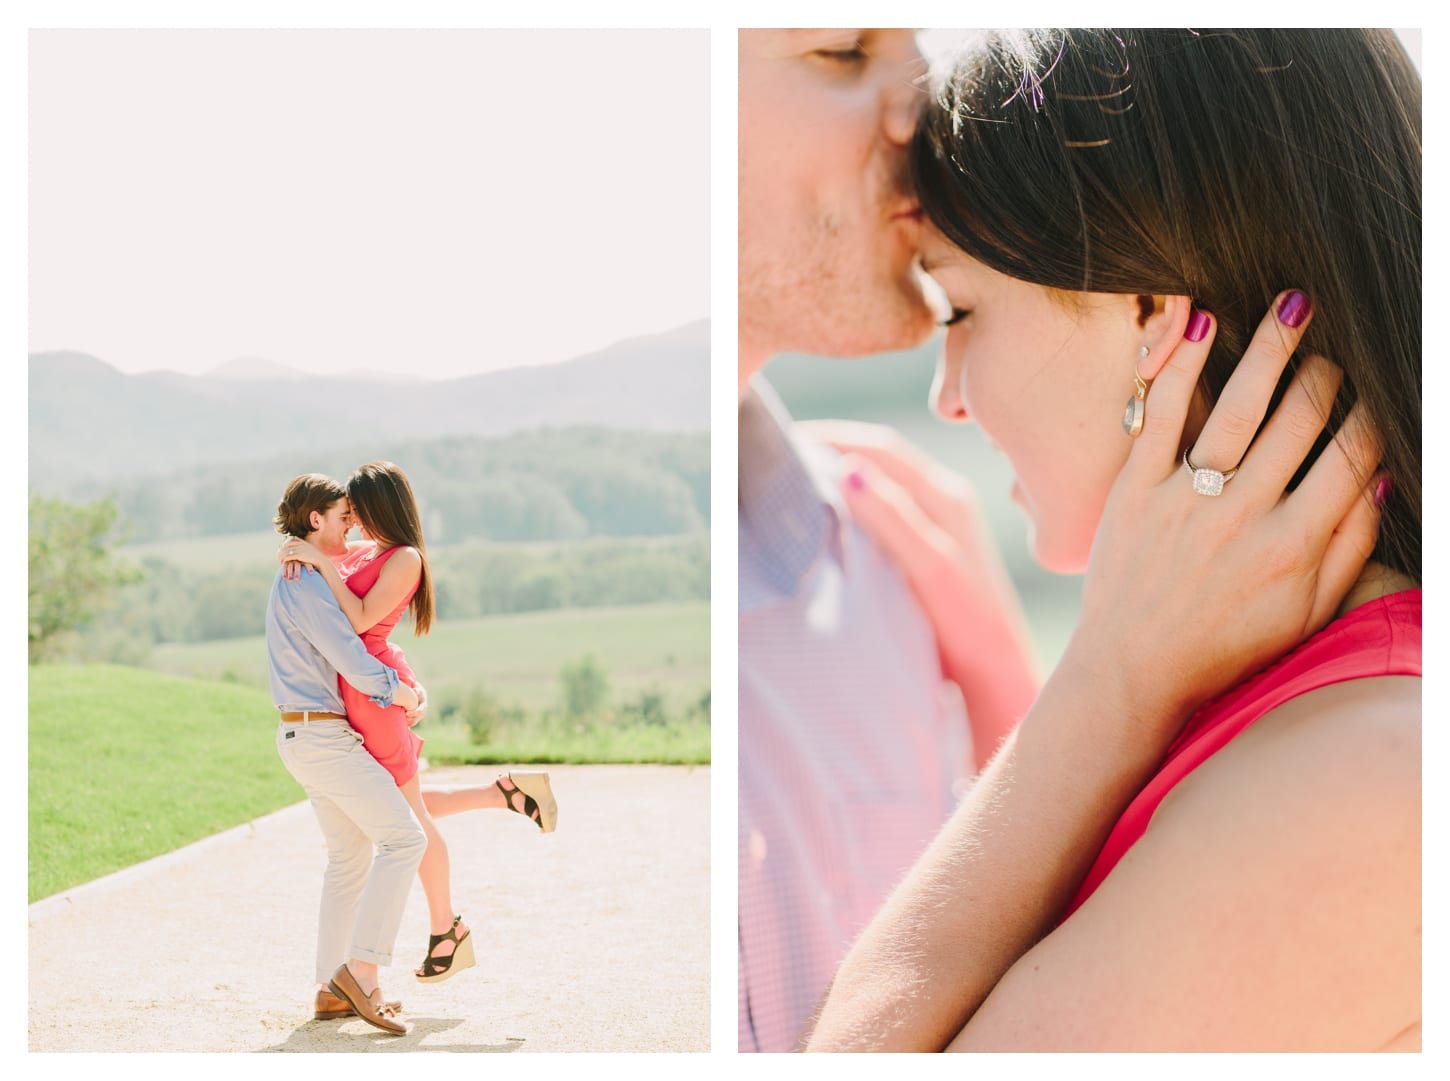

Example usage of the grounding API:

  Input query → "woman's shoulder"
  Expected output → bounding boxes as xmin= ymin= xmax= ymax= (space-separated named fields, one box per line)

xmin=985 ymin=674 xmax=1423 ymax=1049
xmin=375 ymin=545 xmax=423 ymax=579
xmin=1161 ymin=672 xmax=1420 ymax=829
xmin=1167 ymin=586 xmax=1421 ymax=822
xmin=1141 ymin=674 xmax=1418 ymax=1035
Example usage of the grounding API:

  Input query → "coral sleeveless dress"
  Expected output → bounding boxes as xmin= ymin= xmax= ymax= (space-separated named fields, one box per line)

xmin=337 ymin=544 xmax=424 ymax=787
xmin=1062 ymin=588 xmax=1421 ymax=919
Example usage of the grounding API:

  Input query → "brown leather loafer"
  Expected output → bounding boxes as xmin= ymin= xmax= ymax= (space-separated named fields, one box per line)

xmin=314 ymin=986 xmax=401 ymax=1020
xmin=328 ymin=965 xmax=408 ymax=1035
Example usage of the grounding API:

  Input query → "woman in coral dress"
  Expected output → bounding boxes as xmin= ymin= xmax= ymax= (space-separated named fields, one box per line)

xmin=805 ymin=28 xmax=1420 ymax=1052
xmin=281 ymin=461 xmax=558 ymax=984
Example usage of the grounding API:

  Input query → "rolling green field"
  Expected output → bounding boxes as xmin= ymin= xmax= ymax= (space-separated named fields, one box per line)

xmin=146 ymin=600 xmax=709 ymax=712
xmin=122 ymin=529 xmax=286 ymax=570
xmin=121 ymin=528 xmax=705 ymax=572
xmin=28 ymin=665 xmax=296 ymax=902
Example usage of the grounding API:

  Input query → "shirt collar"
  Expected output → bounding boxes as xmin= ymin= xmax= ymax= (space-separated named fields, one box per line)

xmin=738 ymin=378 xmax=847 ymax=613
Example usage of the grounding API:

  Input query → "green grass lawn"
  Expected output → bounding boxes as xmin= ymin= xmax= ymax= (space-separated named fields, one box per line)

xmin=28 ymin=664 xmax=297 ymax=903
xmin=32 ymin=603 xmax=710 ymax=899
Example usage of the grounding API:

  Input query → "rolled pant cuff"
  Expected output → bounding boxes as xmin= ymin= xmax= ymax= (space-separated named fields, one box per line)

xmin=349 ymin=945 xmax=394 ymax=967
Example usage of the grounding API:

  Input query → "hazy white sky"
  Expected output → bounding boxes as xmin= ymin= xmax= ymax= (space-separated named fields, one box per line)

xmin=28 ymin=28 xmax=710 ymax=379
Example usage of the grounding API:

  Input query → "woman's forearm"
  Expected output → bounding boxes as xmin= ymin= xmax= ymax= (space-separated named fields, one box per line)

xmin=311 ymin=560 xmax=367 ymax=632
xmin=804 ymin=651 xmax=1170 ymax=1051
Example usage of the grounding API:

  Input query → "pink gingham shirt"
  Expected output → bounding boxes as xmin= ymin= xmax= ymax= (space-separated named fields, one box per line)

xmin=738 ymin=382 xmax=972 ymax=1051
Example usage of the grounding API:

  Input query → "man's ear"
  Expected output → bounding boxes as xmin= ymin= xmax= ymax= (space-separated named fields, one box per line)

xmin=308 ymin=510 xmax=322 ymax=533
xmin=1135 ymin=294 xmax=1193 ymax=381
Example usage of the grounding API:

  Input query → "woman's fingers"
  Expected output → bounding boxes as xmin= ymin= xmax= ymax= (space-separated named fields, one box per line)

xmin=1187 ymin=289 xmax=1313 ymax=479
xmin=1235 ymin=353 xmax=1343 ymax=495
xmin=1307 ymin=474 xmax=1385 ymax=629
xmin=1129 ymin=310 xmax=1216 ymax=475
xmin=838 ymin=455 xmax=956 ymax=594
xmin=1289 ymin=399 xmax=1384 ymax=545
xmin=799 ymin=419 xmax=976 ymax=535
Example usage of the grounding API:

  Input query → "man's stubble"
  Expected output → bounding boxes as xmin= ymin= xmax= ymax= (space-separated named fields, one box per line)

xmin=739 ymin=159 xmax=937 ymax=365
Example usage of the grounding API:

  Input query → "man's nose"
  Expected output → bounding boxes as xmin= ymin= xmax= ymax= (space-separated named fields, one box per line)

xmin=881 ymin=57 xmax=926 ymax=145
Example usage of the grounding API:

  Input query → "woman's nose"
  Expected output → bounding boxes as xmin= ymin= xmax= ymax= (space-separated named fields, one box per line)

xmin=930 ymin=349 xmax=970 ymax=422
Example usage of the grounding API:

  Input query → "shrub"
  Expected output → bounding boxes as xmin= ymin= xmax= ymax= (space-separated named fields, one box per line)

xmin=559 ymin=653 xmax=610 ymax=720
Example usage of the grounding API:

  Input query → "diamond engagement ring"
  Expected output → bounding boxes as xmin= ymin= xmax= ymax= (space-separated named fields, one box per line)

xmin=1183 ymin=448 xmax=1238 ymax=496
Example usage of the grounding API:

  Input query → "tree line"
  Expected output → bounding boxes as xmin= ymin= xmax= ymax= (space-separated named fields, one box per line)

xmin=30 ymin=495 xmax=709 ymax=665
xmin=56 ymin=427 xmax=709 ymax=545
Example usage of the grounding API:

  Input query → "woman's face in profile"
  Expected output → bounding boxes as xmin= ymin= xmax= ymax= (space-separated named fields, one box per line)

xmin=920 ymin=229 xmax=1144 ymax=572
xmin=345 ymin=498 xmax=373 ymax=542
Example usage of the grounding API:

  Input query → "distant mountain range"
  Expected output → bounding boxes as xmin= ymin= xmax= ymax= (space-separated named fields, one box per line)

xmin=30 ymin=320 xmax=709 ymax=495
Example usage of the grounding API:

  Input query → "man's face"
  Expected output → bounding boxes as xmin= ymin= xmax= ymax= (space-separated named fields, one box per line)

xmin=738 ymin=29 xmax=938 ymax=373
xmin=307 ymin=499 xmax=353 ymax=558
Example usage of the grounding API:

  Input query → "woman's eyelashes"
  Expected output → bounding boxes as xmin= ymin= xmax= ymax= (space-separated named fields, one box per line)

xmin=811 ymin=34 xmax=868 ymax=66
xmin=941 ymin=306 xmax=971 ymax=327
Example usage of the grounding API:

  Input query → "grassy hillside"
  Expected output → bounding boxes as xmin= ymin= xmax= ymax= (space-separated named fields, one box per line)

xmin=28 ymin=665 xmax=297 ymax=902
xmin=144 ymin=600 xmax=711 ymax=767
xmin=30 ymin=604 xmax=711 ymax=901
xmin=146 ymin=601 xmax=709 ymax=712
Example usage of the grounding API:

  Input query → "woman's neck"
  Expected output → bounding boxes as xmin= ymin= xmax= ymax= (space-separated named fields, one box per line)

xmin=1334 ymin=560 xmax=1418 ymax=621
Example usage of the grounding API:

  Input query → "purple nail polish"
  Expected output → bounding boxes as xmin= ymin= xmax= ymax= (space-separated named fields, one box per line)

xmin=845 ymin=469 xmax=866 ymax=493
xmin=1373 ymin=473 xmax=1394 ymax=508
xmin=1185 ymin=309 xmax=1211 ymax=342
xmin=1276 ymin=290 xmax=1311 ymax=328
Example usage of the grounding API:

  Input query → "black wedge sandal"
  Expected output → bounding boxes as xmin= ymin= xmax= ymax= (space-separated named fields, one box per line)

xmin=415 ymin=915 xmax=476 ymax=984
xmin=497 ymin=772 xmax=558 ymax=833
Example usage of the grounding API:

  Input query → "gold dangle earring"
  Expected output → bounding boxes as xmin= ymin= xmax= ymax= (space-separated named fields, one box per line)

xmin=1122 ymin=345 xmax=1151 ymax=437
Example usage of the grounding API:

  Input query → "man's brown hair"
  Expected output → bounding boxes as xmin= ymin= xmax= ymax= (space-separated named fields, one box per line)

xmin=273 ymin=473 xmax=346 ymax=539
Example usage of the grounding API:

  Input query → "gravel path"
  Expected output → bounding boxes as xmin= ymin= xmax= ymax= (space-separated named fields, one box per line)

xmin=28 ymin=764 xmax=710 ymax=1052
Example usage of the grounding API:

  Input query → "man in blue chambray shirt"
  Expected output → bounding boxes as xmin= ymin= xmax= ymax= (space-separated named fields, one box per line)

xmin=737 ymin=29 xmax=1043 ymax=1050
xmin=267 ymin=473 xmax=424 ymax=1035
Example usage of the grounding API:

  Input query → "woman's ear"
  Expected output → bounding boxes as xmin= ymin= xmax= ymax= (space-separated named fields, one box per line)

xmin=1135 ymin=294 xmax=1193 ymax=381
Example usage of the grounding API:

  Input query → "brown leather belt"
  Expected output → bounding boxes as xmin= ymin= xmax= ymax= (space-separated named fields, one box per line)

xmin=279 ymin=710 xmax=347 ymax=722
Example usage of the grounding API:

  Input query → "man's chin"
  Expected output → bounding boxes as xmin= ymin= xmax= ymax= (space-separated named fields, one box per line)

xmin=747 ymin=250 xmax=939 ymax=359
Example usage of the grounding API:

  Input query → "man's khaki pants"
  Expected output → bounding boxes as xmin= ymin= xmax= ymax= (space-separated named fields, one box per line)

xmin=276 ymin=718 xmax=426 ymax=983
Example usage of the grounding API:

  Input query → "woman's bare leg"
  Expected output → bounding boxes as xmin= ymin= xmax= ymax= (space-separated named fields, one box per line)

xmin=420 ymin=781 xmax=508 ymax=819
xmin=400 ymin=775 xmax=468 ymax=962
xmin=421 ymin=774 xmax=549 ymax=829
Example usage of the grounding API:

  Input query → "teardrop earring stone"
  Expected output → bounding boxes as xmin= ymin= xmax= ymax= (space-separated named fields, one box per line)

xmin=1123 ymin=394 xmax=1145 ymax=436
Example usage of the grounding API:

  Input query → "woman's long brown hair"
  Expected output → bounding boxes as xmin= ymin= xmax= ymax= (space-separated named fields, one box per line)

xmin=914 ymin=29 xmax=1421 ymax=581
xmin=347 ymin=460 xmax=435 ymax=635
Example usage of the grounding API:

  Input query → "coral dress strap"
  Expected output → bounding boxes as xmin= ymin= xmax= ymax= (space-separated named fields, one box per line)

xmin=1062 ymin=589 xmax=1421 ymax=919
xmin=343 ymin=544 xmax=408 ymax=596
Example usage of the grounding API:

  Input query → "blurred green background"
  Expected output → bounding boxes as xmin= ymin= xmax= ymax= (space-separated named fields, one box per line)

xmin=764 ymin=336 xmax=1084 ymax=672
